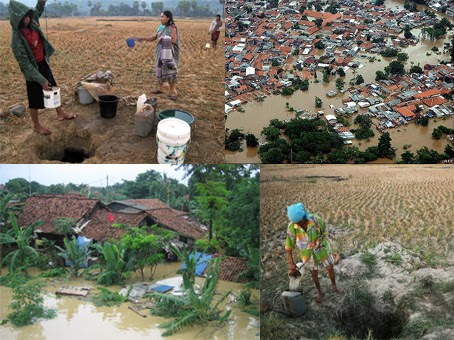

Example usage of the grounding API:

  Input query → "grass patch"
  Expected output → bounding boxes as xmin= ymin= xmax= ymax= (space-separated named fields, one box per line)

xmin=38 ymin=268 xmax=68 ymax=278
xmin=386 ymin=252 xmax=402 ymax=266
xmin=360 ymin=251 xmax=377 ymax=272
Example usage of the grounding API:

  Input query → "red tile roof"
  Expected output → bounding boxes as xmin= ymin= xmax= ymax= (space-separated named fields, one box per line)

xmin=218 ymin=256 xmax=248 ymax=283
xmin=413 ymin=89 xmax=441 ymax=99
xmin=15 ymin=194 xmax=100 ymax=234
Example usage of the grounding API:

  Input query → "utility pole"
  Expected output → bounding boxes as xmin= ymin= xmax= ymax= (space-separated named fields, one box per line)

xmin=28 ymin=165 xmax=31 ymax=196
xmin=106 ymin=175 xmax=109 ymax=202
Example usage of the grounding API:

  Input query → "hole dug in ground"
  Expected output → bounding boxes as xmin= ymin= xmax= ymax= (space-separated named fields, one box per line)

xmin=335 ymin=284 xmax=408 ymax=339
xmin=36 ymin=130 xmax=95 ymax=163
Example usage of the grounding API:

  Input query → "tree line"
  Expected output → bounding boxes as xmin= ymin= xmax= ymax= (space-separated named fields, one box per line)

xmin=0 ymin=0 xmax=224 ymax=18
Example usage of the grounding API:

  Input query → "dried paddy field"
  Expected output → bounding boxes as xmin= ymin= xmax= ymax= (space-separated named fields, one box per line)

xmin=261 ymin=165 xmax=454 ymax=265
xmin=0 ymin=17 xmax=224 ymax=163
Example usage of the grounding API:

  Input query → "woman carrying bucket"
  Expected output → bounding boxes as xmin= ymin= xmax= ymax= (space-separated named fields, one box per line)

xmin=9 ymin=0 xmax=76 ymax=135
xmin=136 ymin=11 xmax=180 ymax=101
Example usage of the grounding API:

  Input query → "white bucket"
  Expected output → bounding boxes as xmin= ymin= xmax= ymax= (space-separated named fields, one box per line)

xmin=77 ymin=86 xmax=94 ymax=105
xmin=43 ymin=87 xmax=61 ymax=109
xmin=156 ymin=118 xmax=191 ymax=164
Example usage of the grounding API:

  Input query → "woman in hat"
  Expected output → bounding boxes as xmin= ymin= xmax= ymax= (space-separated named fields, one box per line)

xmin=285 ymin=203 xmax=343 ymax=303
xmin=9 ymin=0 xmax=76 ymax=136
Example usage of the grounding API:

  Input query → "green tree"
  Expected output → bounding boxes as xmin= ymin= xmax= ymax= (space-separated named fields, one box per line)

xmin=315 ymin=96 xmax=323 ymax=108
xmin=55 ymin=236 xmax=92 ymax=278
xmin=245 ymin=134 xmax=259 ymax=147
xmin=271 ymin=59 xmax=280 ymax=67
xmin=260 ymin=147 xmax=284 ymax=164
xmin=314 ymin=40 xmax=325 ymax=49
xmin=261 ymin=126 xmax=281 ymax=141
xmin=375 ymin=70 xmax=388 ymax=81
xmin=385 ymin=60 xmax=405 ymax=75
xmin=0 ymin=213 xmax=40 ymax=272
xmin=194 ymin=182 xmax=228 ymax=241
xmin=335 ymin=78 xmax=345 ymax=91
xmin=121 ymin=226 xmax=175 ymax=280
xmin=377 ymin=132 xmax=395 ymax=158
xmin=380 ymin=48 xmax=398 ymax=58
xmin=397 ymin=52 xmax=409 ymax=62
xmin=415 ymin=147 xmax=441 ymax=163
xmin=7 ymin=276 xmax=56 ymax=326
xmin=401 ymin=150 xmax=415 ymax=164
xmin=337 ymin=67 xmax=346 ymax=77
xmin=151 ymin=1 xmax=164 ymax=16
xmin=355 ymin=74 xmax=365 ymax=85
xmin=410 ymin=65 xmax=423 ymax=74
xmin=323 ymin=73 xmax=330 ymax=83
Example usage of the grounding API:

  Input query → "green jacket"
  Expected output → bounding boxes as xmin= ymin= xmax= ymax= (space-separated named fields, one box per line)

xmin=9 ymin=0 xmax=55 ymax=85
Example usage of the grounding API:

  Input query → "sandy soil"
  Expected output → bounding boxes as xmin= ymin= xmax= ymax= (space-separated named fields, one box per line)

xmin=0 ymin=17 xmax=224 ymax=164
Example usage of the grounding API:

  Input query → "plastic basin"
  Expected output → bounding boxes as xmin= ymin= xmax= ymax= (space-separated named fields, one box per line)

xmin=157 ymin=109 xmax=195 ymax=126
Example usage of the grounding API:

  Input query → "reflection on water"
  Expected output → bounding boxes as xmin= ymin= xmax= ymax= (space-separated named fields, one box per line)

xmin=0 ymin=263 xmax=259 ymax=340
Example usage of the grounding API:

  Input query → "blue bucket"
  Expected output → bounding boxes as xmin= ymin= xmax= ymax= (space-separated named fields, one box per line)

xmin=126 ymin=38 xmax=135 ymax=48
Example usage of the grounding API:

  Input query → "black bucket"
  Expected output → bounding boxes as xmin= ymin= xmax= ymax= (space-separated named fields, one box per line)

xmin=98 ymin=95 xmax=119 ymax=118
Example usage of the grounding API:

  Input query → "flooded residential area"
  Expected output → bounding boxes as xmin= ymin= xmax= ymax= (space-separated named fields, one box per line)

xmin=0 ymin=165 xmax=260 ymax=339
xmin=225 ymin=0 xmax=454 ymax=163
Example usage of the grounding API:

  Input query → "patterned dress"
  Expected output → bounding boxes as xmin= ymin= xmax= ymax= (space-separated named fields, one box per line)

xmin=155 ymin=24 xmax=179 ymax=85
xmin=285 ymin=214 xmax=335 ymax=270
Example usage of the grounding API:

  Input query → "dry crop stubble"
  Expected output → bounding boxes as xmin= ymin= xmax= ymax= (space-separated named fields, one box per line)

xmin=0 ymin=17 xmax=224 ymax=163
xmin=261 ymin=165 xmax=454 ymax=265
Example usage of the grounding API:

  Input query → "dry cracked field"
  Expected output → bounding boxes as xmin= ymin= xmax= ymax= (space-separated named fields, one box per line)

xmin=0 ymin=17 xmax=224 ymax=164
xmin=261 ymin=164 xmax=454 ymax=265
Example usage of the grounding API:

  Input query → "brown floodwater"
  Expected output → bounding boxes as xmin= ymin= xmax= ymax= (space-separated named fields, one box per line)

xmin=0 ymin=263 xmax=259 ymax=340
xmin=225 ymin=2 xmax=453 ymax=163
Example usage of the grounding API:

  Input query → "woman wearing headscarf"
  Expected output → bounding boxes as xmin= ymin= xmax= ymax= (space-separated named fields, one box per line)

xmin=137 ymin=11 xmax=180 ymax=100
xmin=285 ymin=203 xmax=343 ymax=303
xmin=9 ymin=0 xmax=76 ymax=136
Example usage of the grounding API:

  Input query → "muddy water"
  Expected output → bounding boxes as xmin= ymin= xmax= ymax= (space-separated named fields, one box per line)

xmin=225 ymin=5 xmax=453 ymax=163
xmin=0 ymin=263 xmax=259 ymax=340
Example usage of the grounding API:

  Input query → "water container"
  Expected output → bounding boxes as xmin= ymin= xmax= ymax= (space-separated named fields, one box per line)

xmin=137 ymin=93 xmax=147 ymax=113
xmin=281 ymin=291 xmax=306 ymax=317
xmin=77 ymin=86 xmax=94 ymax=105
xmin=126 ymin=38 xmax=135 ymax=48
xmin=98 ymin=95 xmax=119 ymax=119
xmin=156 ymin=118 xmax=191 ymax=164
xmin=135 ymin=104 xmax=154 ymax=137
xmin=157 ymin=109 xmax=195 ymax=126
xmin=43 ymin=87 xmax=61 ymax=108
xmin=145 ymin=97 xmax=158 ymax=114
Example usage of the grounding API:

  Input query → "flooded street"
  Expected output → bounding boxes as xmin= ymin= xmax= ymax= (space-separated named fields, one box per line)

xmin=225 ymin=1 xmax=453 ymax=163
xmin=0 ymin=263 xmax=259 ymax=340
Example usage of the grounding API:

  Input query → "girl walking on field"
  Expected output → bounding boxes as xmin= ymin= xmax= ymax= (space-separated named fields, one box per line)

xmin=286 ymin=203 xmax=343 ymax=303
xmin=9 ymin=0 xmax=76 ymax=136
xmin=137 ymin=11 xmax=180 ymax=100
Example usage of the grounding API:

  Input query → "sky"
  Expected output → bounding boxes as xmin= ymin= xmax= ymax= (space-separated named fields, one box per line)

xmin=0 ymin=164 xmax=187 ymax=187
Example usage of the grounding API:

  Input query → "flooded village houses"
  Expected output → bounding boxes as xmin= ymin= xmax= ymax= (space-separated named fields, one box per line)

xmin=225 ymin=0 xmax=453 ymax=138
xmin=12 ymin=194 xmax=248 ymax=282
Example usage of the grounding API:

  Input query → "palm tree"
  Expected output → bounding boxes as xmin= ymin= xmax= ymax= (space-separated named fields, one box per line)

xmin=238 ymin=246 xmax=259 ymax=289
xmin=0 ymin=213 xmax=40 ymax=273
xmin=55 ymin=236 xmax=91 ymax=277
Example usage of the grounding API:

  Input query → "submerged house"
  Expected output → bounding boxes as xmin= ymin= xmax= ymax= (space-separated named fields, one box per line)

xmin=14 ymin=194 xmax=205 ymax=246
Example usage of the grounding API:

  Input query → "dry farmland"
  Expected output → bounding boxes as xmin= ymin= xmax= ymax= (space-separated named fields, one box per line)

xmin=261 ymin=165 xmax=454 ymax=265
xmin=0 ymin=17 xmax=224 ymax=163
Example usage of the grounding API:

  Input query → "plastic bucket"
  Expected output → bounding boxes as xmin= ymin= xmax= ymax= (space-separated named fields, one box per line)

xmin=98 ymin=95 xmax=119 ymax=119
xmin=281 ymin=291 xmax=306 ymax=317
xmin=77 ymin=86 xmax=94 ymax=105
xmin=126 ymin=38 xmax=135 ymax=48
xmin=157 ymin=109 xmax=195 ymax=126
xmin=156 ymin=118 xmax=191 ymax=164
xmin=43 ymin=87 xmax=61 ymax=109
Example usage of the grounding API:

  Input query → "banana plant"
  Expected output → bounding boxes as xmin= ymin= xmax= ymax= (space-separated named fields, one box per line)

xmin=0 ymin=213 xmax=41 ymax=273
xmin=55 ymin=236 xmax=92 ymax=278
